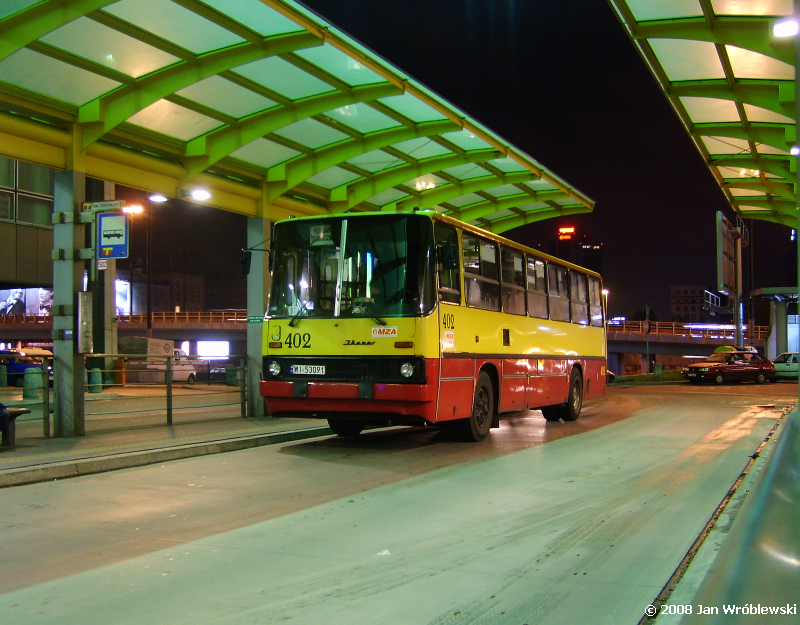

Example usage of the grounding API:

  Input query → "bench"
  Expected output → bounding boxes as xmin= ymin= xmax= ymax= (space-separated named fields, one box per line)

xmin=1 ymin=407 xmax=31 ymax=447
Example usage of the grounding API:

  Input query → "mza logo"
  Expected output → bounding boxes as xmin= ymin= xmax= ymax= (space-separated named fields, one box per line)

xmin=372 ymin=326 xmax=398 ymax=337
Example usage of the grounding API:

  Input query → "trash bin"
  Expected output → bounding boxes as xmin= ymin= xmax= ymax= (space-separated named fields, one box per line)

xmin=88 ymin=368 xmax=103 ymax=393
xmin=654 ymin=363 xmax=663 ymax=377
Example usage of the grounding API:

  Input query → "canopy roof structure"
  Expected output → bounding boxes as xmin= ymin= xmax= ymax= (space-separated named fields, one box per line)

xmin=608 ymin=0 xmax=796 ymax=228
xmin=0 ymin=0 xmax=593 ymax=233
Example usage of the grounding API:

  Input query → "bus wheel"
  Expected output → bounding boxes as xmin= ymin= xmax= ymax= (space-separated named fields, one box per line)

xmin=560 ymin=369 xmax=583 ymax=422
xmin=461 ymin=371 xmax=494 ymax=441
xmin=328 ymin=419 xmax=364 ymax=437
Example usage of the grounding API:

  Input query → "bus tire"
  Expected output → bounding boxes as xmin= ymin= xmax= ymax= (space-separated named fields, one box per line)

xmin=560 ymin=369 xmax=583 ymax=422
xmin=461 ymin=371 xmax=494 ymax=442
xmin=186 ymin=374 xmax=195 ymax=385
xmin=328 ymin=419 xmax=364 ymax=437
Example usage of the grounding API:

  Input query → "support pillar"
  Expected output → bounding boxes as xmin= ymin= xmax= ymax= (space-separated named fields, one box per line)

xmin=52 ymin=170 xmax=87 ymax=437
xmin=246 ymin=216 xmax=271 ymax=418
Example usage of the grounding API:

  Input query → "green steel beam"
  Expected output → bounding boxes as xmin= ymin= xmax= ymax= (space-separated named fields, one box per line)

xmin=632 ymin=17 xmax=791 ymax=65
xmin=182 ymin=82 xmax=403 ymax=181
xmin=394 ymin=172 xmax=539 ymax=211
xmin=328 ymin=149 xmax=502 ymax=212
xmin=453 ymin=189 xmax=569 ymax=223
xmin=485 ymin=205 xmax=590 ymax=234
xmin=711 ymin=155 xmax=794 ymax=182
xmin=265 ymin=119 xmax=460 ymax=200
xmin=692 ymin=122 xmax=793 ymax=151
xmin=0 ymin=0 xmax=110 ymax=62
xmin=669 ymin=80 xmax=795 ymax=120
xmin=78 ymin=31 xmax=323 ymax=149
xmin=725 ymin=179 xmax=796 ymax=202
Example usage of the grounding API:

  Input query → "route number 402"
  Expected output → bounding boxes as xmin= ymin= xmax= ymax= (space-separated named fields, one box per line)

xmin=442 ymin=313 xmax=455 ymax=330
xmin=285 ymin=332 xmax=311 ymax=348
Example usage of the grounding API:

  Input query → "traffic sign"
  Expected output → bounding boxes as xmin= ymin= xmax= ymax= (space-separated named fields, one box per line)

xmin=97 ymin=212 xmax=129 ymax=259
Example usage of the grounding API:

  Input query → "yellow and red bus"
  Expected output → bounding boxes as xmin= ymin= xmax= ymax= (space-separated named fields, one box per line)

xmin=260 ymin=211 xmax=606 ymax=441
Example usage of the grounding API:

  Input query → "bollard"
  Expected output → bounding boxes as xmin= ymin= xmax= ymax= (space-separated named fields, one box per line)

xmin=226 ymin=366 xmax=238 ymax=386
xmin=0 ymin=364 xmax=6 ymax=387
xmin=88 ymin=368 xmax=103 ymax=393
xmin=23 ymin=367 xmax=42 ymax=399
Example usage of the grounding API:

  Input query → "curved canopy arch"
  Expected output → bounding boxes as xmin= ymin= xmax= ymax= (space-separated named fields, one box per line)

xmin=609 ymin=0 xmax=797 ymax=227
xmin=0 ymin=0 xmax=593 ymax=232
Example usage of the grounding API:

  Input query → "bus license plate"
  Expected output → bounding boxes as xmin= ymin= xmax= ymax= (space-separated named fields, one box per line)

xmin=290 ymin=364 xmax=325 ymax=375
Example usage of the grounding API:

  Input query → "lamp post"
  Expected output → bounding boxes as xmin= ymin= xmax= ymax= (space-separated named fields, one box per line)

xmin=122 ymin=203 xmax=143 ymax=317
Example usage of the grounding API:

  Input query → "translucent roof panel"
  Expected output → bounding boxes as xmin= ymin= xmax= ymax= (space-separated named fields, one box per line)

xmin=40 ymin=18 xmax=180 ymax=79
xmin=482 ymin=184 xmax=529 ymax=199
xmin=104 ymin=0 xmax=246 ymax=54
xmin=273 ymin=118 xmax=349 ymax=149
xmin=295 ymin=45 xmax=386 ymax=86
xmin=363 ymin=188 xmax=409 ymax=207
xmin=0 ymin=0 xmax=40 ymax=21
xmin=379 ymin=93 xmax=449 ymax=123
xmin=610 ymin=0 xmax=795 ymax=227
xmin=725 ymin=46 xmax=794 ymax=80
xmin=177 ymin=77 xmax=277 ymax=119
xmin=324 ymin=103 xmax=401 ymax=134
xmin=711 ymin=0 xmax=792 ymax=16
xmin=0 ymin=0 xmax=592 ymax=231
xmin=441 ymin=164 xmax=490 ymax=180
xmin=127 ymin=100 xmax=224 ymax=141
xmin=392 ymin=137 xmax=452 ymax=159
xmin=233 ymin=56 xmax=335 ymax=100
xmin=442 ymin=129 xmax=494 ymax=151
xmin=0 ymin=49 xmax=120 ymax=105
xmin=347 ymin=151 xmax=405 ymax=173
xmin=230 ymin=138 xmax=300 ymax=169
xmin=649 ymin=39 xmax=725 ymax=81
xmin=202 ymin=0 xmax=307 ymax=36
xmin=627 ymin=0 xmax=703 ymax=20
xmin=306 ymin=166 xmax=361 ymax=190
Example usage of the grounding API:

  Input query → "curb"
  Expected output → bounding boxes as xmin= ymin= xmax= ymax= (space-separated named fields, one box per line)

xmin=0 ymin=425 xmax=331 ymax=488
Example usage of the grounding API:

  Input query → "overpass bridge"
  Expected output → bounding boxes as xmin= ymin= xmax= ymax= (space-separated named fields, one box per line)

xmin=1 ymin=314 xmax=771 ymax=371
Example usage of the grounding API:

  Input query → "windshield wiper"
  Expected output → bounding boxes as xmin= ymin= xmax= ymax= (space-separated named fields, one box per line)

xmin=288 ymin=299 xmax=311 ymax=327
xmin=352 ymin=298 xmax=386 ymax=326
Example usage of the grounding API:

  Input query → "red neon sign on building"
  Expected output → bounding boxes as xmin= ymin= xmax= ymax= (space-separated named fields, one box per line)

xmin=558 ymin=226 xmax=575 ymax=240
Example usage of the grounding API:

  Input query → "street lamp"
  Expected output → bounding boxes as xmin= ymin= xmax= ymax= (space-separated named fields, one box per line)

xmin=122 ymin=204 xmax=143 ymax=316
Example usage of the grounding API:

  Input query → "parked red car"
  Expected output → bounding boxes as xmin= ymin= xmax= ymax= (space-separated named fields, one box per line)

xmin=681 ymin=351 xmax=776 ymax=385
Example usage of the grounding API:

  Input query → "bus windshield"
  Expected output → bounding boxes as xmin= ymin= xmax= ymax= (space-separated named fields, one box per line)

xmin=268 ymin=214 xmax=435 ymax=320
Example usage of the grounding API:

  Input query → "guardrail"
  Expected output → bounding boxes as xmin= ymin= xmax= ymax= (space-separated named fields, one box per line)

xmin=0 ymin=311 xmax=249 ymax=325
xmin=4 ymin=354 xmax=248 ymax=438
xmin=607 ymin=321 xmax=770 ymax=341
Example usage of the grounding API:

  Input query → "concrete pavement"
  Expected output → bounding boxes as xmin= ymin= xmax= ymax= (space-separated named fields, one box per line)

xmin=0 ymin=384 xmax=332 ymax=488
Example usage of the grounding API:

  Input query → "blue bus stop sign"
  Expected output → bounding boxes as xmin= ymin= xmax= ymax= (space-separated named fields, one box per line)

xmin=96 ymin=212 xmax=129 ymax=259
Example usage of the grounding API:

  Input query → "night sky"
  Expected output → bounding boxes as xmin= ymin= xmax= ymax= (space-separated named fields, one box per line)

xmin=297 ymin=0 xmax=793 ymax=321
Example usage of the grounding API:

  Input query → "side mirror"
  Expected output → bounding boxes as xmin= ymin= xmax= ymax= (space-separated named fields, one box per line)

xmin=240 ymin=250 xmax=252 ymax=275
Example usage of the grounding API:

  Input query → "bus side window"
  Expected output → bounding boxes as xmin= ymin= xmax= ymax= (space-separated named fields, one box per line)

xmin=588 ymin=276 xmax=604 ymax=327
xmin=569 ymin=271 xmax=589 ymax=325
xmin=435 ymin=223 xmax=461 ymax=304
xmin=500 ymin=247 xmax=525 ymax=315
xmin=526 ymin=256 xmax=548 ymax=319
xmin=462 ymin=233 xmax=500 ymax=311
xmin=548 ymin=264 xmax=570 ymax=322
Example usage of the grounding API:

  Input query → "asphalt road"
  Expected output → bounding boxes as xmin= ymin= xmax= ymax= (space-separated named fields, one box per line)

xmin=1 ymin=383 xmax=795 ymax=625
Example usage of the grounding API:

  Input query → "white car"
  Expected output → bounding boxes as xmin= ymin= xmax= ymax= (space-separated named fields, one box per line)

xmin=772 ymin=352 xmax=799 ymax=379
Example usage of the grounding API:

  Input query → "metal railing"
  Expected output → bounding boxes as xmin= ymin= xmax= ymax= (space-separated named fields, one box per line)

xmin=6 ymin=354 xmax=249 ymax=438
xmin=607 ymin=320 xmax=770 ymax=340
xmin=0 ymin=310 xmax=249 ymax=325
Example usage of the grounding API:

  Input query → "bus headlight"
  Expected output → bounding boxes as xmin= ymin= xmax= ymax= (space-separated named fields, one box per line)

xmin=400 ymin=362 xmax=415 ymax=378
xmin=267 ymin=361 xmax=281 ymax=377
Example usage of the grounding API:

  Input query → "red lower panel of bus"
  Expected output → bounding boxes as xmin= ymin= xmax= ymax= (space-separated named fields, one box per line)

xmin=261 ymin=356 xmax=605 ymax=424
